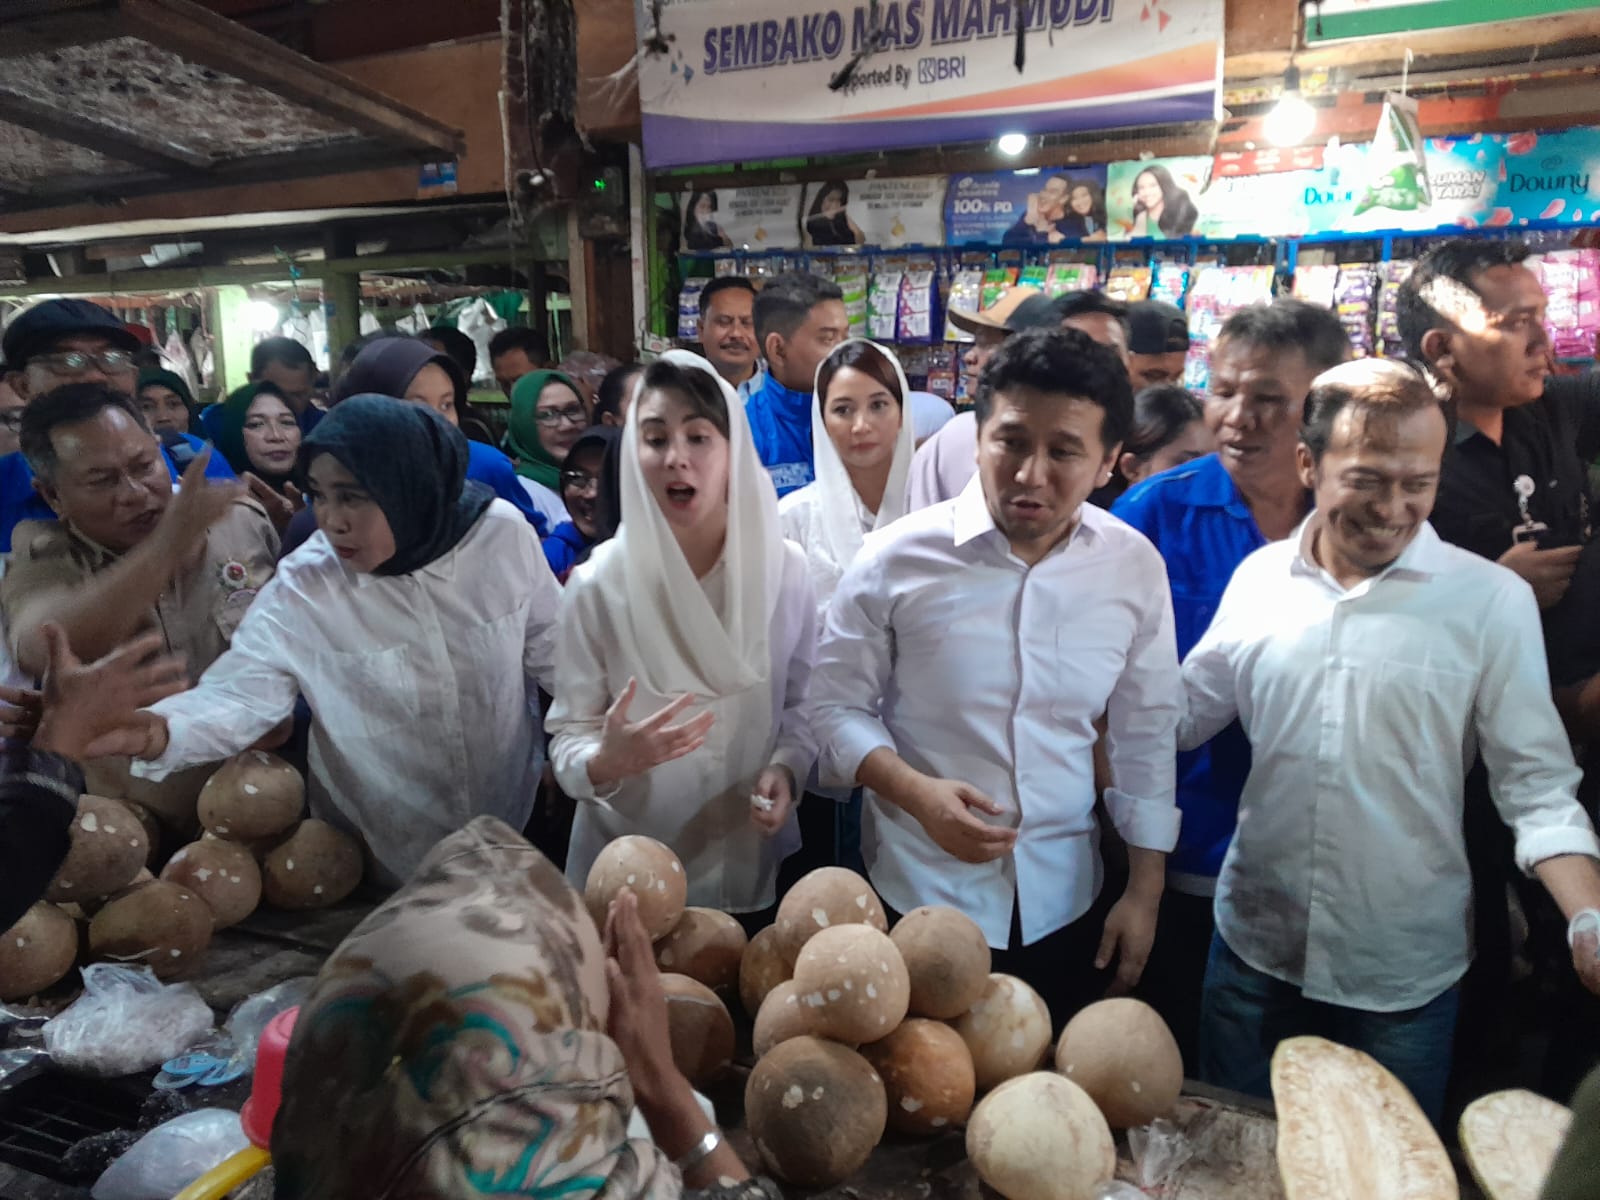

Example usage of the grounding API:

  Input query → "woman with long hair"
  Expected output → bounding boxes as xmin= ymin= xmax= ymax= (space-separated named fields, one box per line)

xmin=1131 ymin=165 xmax=1200 ymax=238
xmin=547 ymin=351 xmax=816 ymax=919
xmin=683 ymin=191 xmax=733 ymax=251
xmin=1066 ymin=178 xmax=1108 ymax=241
xmin=805 ymin=181 xmax=865 ymax=247
xmin=1089 ymin=383 xmax=1212 ymax=507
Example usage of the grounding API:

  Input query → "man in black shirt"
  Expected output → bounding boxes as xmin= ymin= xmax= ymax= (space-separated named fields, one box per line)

xmin=1398 ymin=238 xmax=1600 ymax=1102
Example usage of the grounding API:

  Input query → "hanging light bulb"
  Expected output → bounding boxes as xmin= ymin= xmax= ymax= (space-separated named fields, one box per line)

xmin=1264 ymin=64 xmax=1317 ymax=148
xmin=997 ymin=131 xmax=1029 ymax=157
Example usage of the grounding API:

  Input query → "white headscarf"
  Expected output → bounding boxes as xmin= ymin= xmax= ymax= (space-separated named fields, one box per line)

xmin=601 ymin=348 xmax=783 ymax=701
xmin=807 ymin=338 xmax=916 ymax=576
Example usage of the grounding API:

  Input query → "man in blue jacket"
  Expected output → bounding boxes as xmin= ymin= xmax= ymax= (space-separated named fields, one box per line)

xmin=1 ymin=300 xmax=236 ymax=552
xmin=745 ymin=272 xmax=849 ymax=497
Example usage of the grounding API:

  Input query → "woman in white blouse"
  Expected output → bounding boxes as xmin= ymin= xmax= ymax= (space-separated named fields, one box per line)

xmin=126 ymin=395 xmax=562 ymax=885
xmin=779 ymin=339 xmax=915 ymax=623
xmin=547 ymin=350 xmax=816 ymax=917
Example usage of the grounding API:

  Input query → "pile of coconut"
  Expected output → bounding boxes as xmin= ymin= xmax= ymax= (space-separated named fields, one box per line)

xmin=582 ymin=840 xmax=1185 ymax=1198
xmin=0 ymin=751 xmax=362 ymax=1003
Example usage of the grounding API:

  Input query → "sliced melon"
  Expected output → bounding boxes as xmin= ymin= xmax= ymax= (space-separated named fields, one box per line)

xmin=1270 ymin=1035 xmax=1456 ymax=1200
xmin=1460 ymin=1089 xmax=1572 ymax=1200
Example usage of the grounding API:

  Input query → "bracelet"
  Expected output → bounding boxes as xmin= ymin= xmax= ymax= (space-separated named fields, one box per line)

xmin=1568 ymin=908 xmax=1600 ymax=951
xmin=675 ymin=1129 xmax=723 ymax=1175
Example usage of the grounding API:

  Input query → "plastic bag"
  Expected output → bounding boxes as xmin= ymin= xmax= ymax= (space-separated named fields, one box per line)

xmin=1354 ymin=93 xmax=1431 ymax=216
xmin=43 ymin=965 xmax=213 ymax=1077
xmin=1129 ymin=1118 xmax=1194 ymax=1189
xmin=1093 ymin=1185 xmax=1150 ymax=1199
xmin=225 ymin=976 xmax=315 ymax=1067
xmin=91 ymin=1108 xmax=248 ymax=1200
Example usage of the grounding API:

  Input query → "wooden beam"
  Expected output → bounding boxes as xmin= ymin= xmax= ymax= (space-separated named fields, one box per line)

xmin=115 ymin=0 xmax=465 ymax=158
xmin=0 ymin=89 xmax=212 ymax=172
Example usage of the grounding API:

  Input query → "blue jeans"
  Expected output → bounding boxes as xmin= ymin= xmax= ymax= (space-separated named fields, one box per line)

xmin=1198 ymin=933 xmax=1460 ymax=1126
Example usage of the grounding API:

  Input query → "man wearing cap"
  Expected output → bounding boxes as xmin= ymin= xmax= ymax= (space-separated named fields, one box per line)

xmin=1126 ymin=301 xmax=1192 ymax=388
xmin=908 ymin=291 xmax=1130 ymax=511
xmin=2 ymin=380 xmax=277 ymax=835
xmin=0 ymin=299 xmax=234 ymax=552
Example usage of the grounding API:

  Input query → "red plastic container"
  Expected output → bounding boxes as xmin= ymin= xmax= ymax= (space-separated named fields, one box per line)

xmin=239 ymin=1006 xmax=300 ymax=1148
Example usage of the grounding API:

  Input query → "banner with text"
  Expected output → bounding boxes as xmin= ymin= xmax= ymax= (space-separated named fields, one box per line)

xmin=680 ymin=185 xmax=805 ymax=251
xmin=944 ymin=167 xmax=1111 ymax=245
xmin=1499 ymin=128 xmax=1600 ymax=227
xmin=799 ymin=176 xmax=948 ymax=247
xmin=637 ymin=0 xmax=1224 ymax=169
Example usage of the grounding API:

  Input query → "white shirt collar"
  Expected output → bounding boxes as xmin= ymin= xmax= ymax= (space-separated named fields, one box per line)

xmin=1289 ymin=515 xmax=1442 ymax=591
xmin=950 ymin=474 xmax=1103 ymax=555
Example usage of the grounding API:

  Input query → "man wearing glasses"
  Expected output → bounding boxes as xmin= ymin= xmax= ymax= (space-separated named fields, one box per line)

xmin=0 ymin=300 xmax=235 ymax=552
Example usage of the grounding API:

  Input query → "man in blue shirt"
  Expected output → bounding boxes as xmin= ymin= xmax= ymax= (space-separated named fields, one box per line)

xmin=198 ymin=336 xmax=323 ymax=444
xmin=1112 ymin=298 xmax=1350 ymax=1060
xmin=745 ymin=272 xmax=848 ymax=497
xmin=1 ymin=299 xmax=236 ymax=552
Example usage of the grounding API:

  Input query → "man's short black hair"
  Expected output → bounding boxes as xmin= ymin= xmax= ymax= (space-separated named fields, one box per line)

xmin=488 ymin=326 xmax=551 ymax=365
xmin=21 ymin=382 xmax=151 ymax=482
xmin=699 ymin=276 xmax=758 ymax=318
xmin=1395 ymin=238 xmax=1532 ymax=366
xmin=423 ymin=326 xmax=478 ymax=380
xmin=1300 ymin=359 xmax=1442 ymax=464
xmin=249 ymin=336 xmax=315 ymax=378
xmin=975 ymin=327 xmax=1134 ymax=449
xmin=1055 ymin=290 xmax=1130 ymax=335
xmin=1217 ymin=299 xmax=1351 ymax=374
xmin=752 ymin=272 xmax=844 ymax=346
xmin=595 ymin=362 xmax=643 ymax=423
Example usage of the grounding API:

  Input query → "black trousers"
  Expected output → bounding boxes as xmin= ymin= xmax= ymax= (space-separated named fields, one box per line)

xmin=1134 ymin=888 xmax=1215 ymax=1068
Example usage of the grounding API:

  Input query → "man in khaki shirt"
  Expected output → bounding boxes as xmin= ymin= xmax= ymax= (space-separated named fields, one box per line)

xmin=3 ymin=382 xmax=277 ymax=833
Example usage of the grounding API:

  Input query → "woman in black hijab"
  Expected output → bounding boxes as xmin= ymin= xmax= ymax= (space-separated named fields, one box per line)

xmin=126 ymin=395 xmax=565 ymax=885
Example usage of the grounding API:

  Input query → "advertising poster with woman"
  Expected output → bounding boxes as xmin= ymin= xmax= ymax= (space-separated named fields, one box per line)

xmin=679 ymin=185 xmax=805 ymax=251
xmin=801 ymin=176 xmax=946 ymax=248
xmin=945 ymin=168 xmax=1110 ymax=245
xmin=1107 ymin=157 xmax=1209 ymax=240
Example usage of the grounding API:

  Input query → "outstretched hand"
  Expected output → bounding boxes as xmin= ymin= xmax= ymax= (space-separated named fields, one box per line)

xmin=603 ymin=887 xmax=683 ymax=1107
xmin=244 ymin=473 xmax=304 ymax=534
xmin=587 ymin=678 xmax=715 ymax=789
xmin=31 ymin=623 xmax=185 ymax=761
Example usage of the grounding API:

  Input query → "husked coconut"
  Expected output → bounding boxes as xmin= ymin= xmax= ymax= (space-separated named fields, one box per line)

xmin=1460 ymin=1089 xmax=1573 ymax=1200
xmin=261 ymin=820 xmax=362 ymax=909
xmin=952 ymin=974 xmax=1052 ymax=1092
xmin=45 ymin=796 xmax=148 ymax=902
xmin=792 ymin=924 xmax=910 ymax=1044
xmin=660 ymin=973 xmax=735 ymax=1087
xmin=198 ymin=751 xmax=305 ymax=841
xmin=0 ymin=903 xmax=78 ymax=1000
xmin=120 ymin=800 xmax=164 ymax=868
xmin=889 ymin=905 xmax=991 ymax=1019
xmin=583 ymin=836 xmax=686 ymax=940
xmin=746 ymin=1036 xmax=886 ymax=1188
xmin=861 ymin=1018 xmax=976 ymax=1135
xmin=774 ymin=867 xmax=886 ymax=962
xmin=1271 ymin=1036 xmax=1456 ymax=1200
xmin=655 ymin=907 xmax=747 ymax=992
xmin=1054 ymin=998 xmax=1182 ymax=1128
xmin=161 ymin=839 xmax=263 ymax=929
xmin=739 ymin=925 xmax=793 ymax=1018
xmin=88 ymin=880 xmax=213 ymax=980
xmin=753 ymin=980 xmax=820 ymax=1058
xmin=966 ymin=1072 xmax=1115 ymax=1200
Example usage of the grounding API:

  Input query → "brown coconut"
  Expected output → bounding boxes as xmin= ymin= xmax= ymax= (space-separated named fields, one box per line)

xmin=1271 ymin=1036 xmax=1456 ymax=1200
xmin=45 ymin=796 xmax=148 ymax=902
xmin=889 ymin=905 xmax=991 ymax=1019
xmin=0 ymin=902 xmax=78 ymax=1000
xmin=774 ymin=866 xmax=886 ymax=962
xmin=753 ymin=979 xmax=821 ymax=1058
xmin=660 ymin=973 xmax=735 ymax=1087
xmin=745 ymin=1036 xmax=887 ymax=1188
xmin=583 ymin=835 xmax=686 ymax=940
xmin=792 ymin=924 xmax=910 ymax=1045
xmin=654 ymin=907 xmax=747 ymax=992
xmin=861 ymin=1018 xmax=976 ymax=1135
xmin=160 ymin=839 xmax=263 ymax=930
xmin=260 ymin=820 xmax=362 ymax=909
xmin=953 ymin=973 xmax=1053 ymax=1092
xmin=967 ymin=1072 xmax=1116 ymax=1200
xmin=120 ymin=800 xmax=165 ymax=868
xmin=1460 ymin=1089 xmax=1573 ymax=1200
xmin=197 ymin=751 xmax=305 ymax=842
xmin=88 ymin=880 xmax=213 ymax=980
xmin=1054 ymin=998 xmax=1183 ymax=1128
xmin=739 ymin=924 xmax=793 ymax=1017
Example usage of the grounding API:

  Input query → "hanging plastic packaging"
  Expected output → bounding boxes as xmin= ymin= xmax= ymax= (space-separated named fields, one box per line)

xmin=1354 ymin=93 xmax=1431 ymax=217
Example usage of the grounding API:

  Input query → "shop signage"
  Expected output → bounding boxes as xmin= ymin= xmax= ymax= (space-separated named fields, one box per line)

xmin=944 ymin=167 xmax=1110 ymax=245
xmin=800 ymin=176 xmax=949 ymax=248
xmin=1105 ymin=157 xmax=1212 ymax=240
xmin=1306 ymin=0 xmax=1600 ymax=43
xmin=1500 ymin=128 xmax=1600 ymax=227
xmin=636 ymin=0 xmax=1225 ymax=169
xmin=680 ymin=184 xmax=806 ymax=251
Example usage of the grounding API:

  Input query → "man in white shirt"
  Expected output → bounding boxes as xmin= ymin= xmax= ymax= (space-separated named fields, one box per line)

xmin=1181 ymin=359 xmax=1600 ymax=1122
xmin=812 ymin=328 xmax=1182 ymax=1025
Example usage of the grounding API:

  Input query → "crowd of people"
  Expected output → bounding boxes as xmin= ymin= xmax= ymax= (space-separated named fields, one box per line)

xmin=4 ymin=236 xmax=1600 ymax=1189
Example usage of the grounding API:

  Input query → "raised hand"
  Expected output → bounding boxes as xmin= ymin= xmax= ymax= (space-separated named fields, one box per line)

xmin=31 ymin=623 xmax=186 ymax=761
xmin=586 ymin=678 xmax=715 ymax=789
xmin=154 ymin=448 xmax=244 ymax=568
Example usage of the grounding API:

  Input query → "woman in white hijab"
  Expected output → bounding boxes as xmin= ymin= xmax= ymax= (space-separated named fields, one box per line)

xmin=547 ymin=351 xmax=817 ymax=917
xmin=779 ymin=339 xmax=915 ymax=623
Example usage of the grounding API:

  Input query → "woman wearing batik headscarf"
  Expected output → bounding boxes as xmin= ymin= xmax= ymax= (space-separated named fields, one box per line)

xmin=273 ymin=815 xmax=773 ymax=1200
xmin=124 ymin=396 xmax=563 ymax=885
xmin=546 ymin=352 xmax=817 ymax=919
